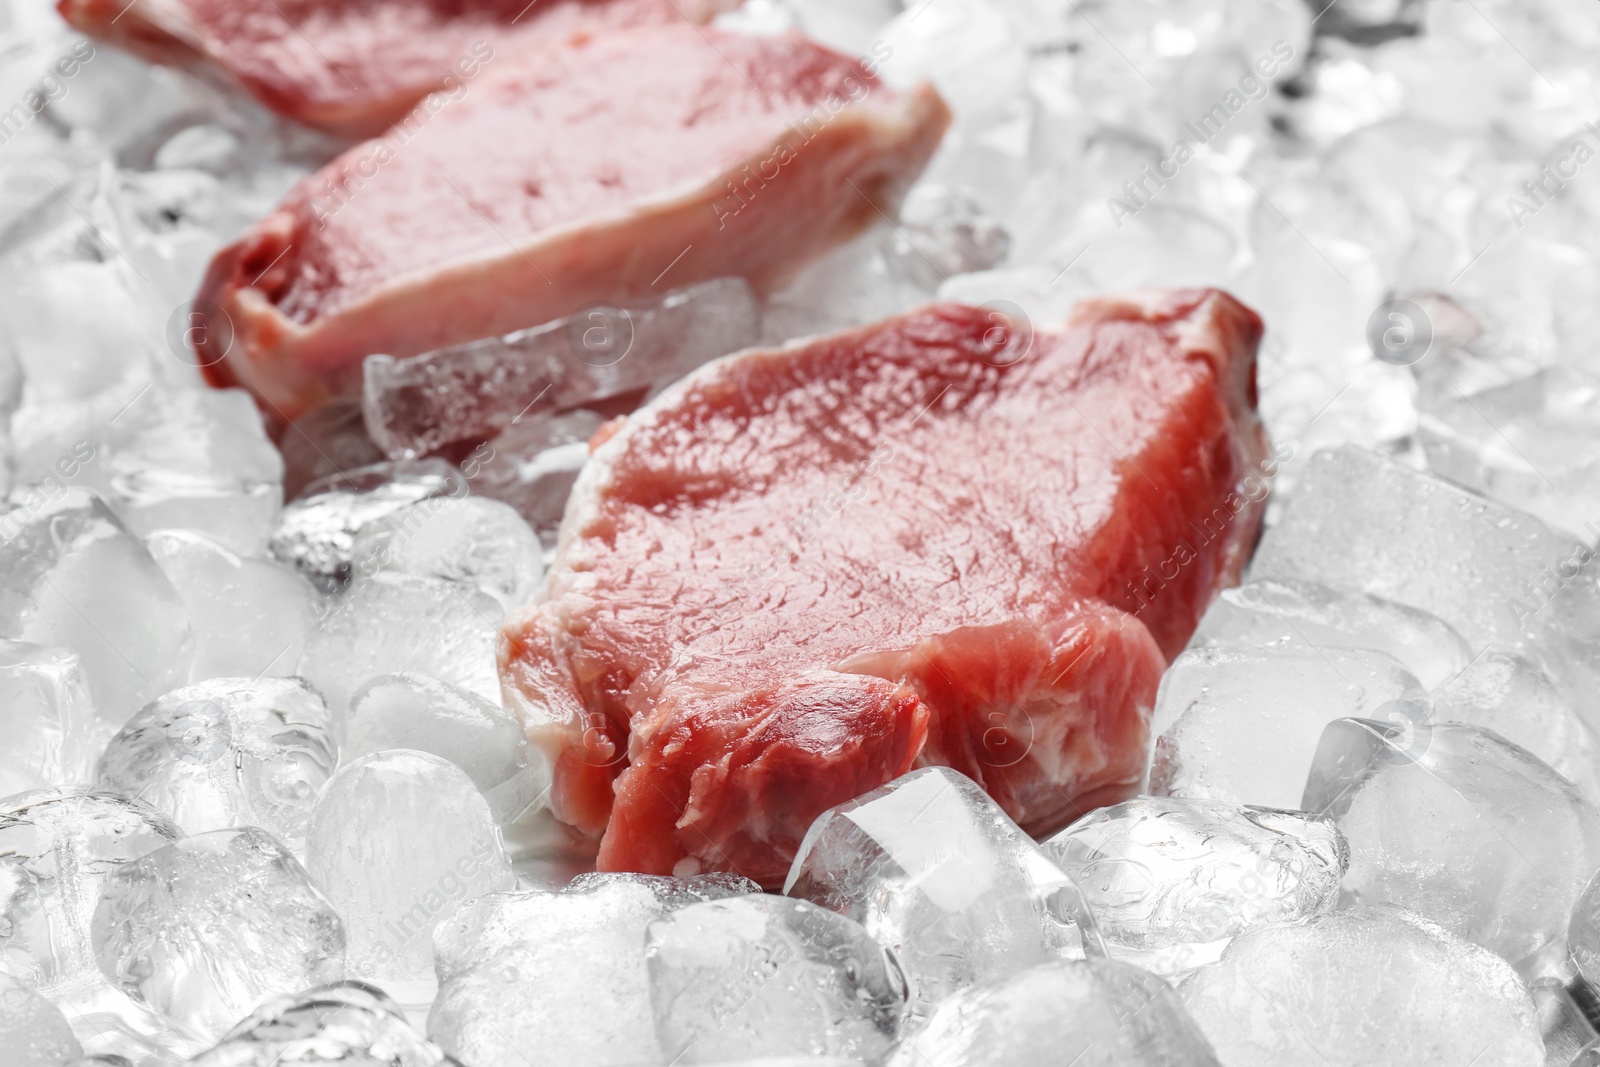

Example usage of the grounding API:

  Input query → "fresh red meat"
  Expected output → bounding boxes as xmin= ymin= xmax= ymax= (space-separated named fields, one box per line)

xmin=56 ymin=0 xmax=735 ymax=137
xmin=500 ymin=291 xmax=1270 ymax=887
xmin=188 ymin=24 xmax=949 ymax=421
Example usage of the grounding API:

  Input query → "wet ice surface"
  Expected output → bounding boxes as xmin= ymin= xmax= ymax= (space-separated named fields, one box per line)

xmin=784 ymin=768 xmax=1100 ymax=1015
xmin=1042 ymin=797 xmax=1347 ymax=978
xmin=6 ymin=0 xmax=1600 ymax=1060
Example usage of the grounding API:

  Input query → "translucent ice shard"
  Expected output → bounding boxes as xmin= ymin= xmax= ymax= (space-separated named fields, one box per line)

xmin=0 ymin=490 xmax=192 ymax=724
xmin=466 ymin=409 xmax=603 ymax=549
xmin=347 ymin=496 xmax=542 ymax=615
xmin=0 ymin=971 xmax=84 ymax=1067
xmin=1042 ymin=797 xmax=1347 ymax=978
xmin=1305 ymin=719 xmax=1600 ymax=973
xmin=95 ymin=677 xmax=336 ymax=848
xmin=345 ymin=673 xmax=547 ymax=823
xmin=145 ymin=530 xmax=317 ymax=683
xmin=361 ymin=278 xmax=760 ymax=460
xmin=91 ymin=828 xmax=345 ymax=1042
xmin=1433 ymin=650 xmax=1600 ymax=805
xmin=267 ymin=460 xmax=465 ymax=593
xmin=887 ymin=957 xmax=1221 ymax=1067
xmin=1150 ymin=646 xmax=1428 ymax=810
xmin=1249 ymin=445 xmax=1600 ymax=726
xmin=186 ymin=982 xmax=456 ymax=1067
xmin=303 ymin=751 xmax=514 ymax=985
xmin=429 ymin=873 xmax=753 ymax=1067
xmin=1189 ymin=577 xmax=1472 ymax=688
xmin=0 ymin=642 xmax=98 ymax=797
xmin=784 ymin=767 xmax=1101 ymax=1015
xmin=0 ymin=788 xmax=181 ymax=992
xmin=1181 ymin=907 xmax=1544 ymax=1067
xmin=299 ymin=571 xmax=501 ymax=715
xmin=646 ymin=895 xmax=908 ymax=1063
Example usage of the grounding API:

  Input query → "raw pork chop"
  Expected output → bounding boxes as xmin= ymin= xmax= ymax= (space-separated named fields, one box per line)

xmin=56 ymin=0 xmax=734 ymax=138
xmin=501 ymin=291 xmax=1271 ymax=886
xmin=191 ymin=24 xmax=948 ymax=420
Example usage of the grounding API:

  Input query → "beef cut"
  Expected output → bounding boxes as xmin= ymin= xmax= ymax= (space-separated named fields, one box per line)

xmin=56 ymin=0 xmax=734 ymax=137
xmin=190 ymin=24 xmax=949 ymax=420
xmin=500 ymin=291 xmax=1271 ymax=887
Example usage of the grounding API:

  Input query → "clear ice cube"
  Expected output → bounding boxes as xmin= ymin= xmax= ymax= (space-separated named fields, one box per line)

xmin=467 ymin=410 xmax=602 ymax=551
xmin=303 ymin=751 xmax=514 ymax=985
xmin=0 ymin=641 xmax=97 ymax=797
xmin=1249 ymin=445 xmax=1600 ymax=726
xmin=1150 ymin=646 xmax=1429 ymax=810
xmin=91 ymin=827 xmax=345 ymax=1042
xmin=0 ymin=490 xmax=192 ymax=724
xmin=361 ymin=278 xmax=760 ymax=460
xmin=646 ymin=894 xmax=908 ymax=1063
xmin=0 ymin=971 xmax=84 ymax=1067
xmin=1189 ymin=577 xmax=1472 ymax=689
xmin=1042 ymin=797 xmax=1347 ymax=978
xmin=347 ymin=496 xmax=542 ymax=615
xmin=186 ymin=982 xmax=456 ymax=1067
xmin=345 ymin=672 xmax=547 ymax=823
xmin=783 ymin=767 xmax=1101 ymax=1015
xmin=429 ymin=873 xmax=753 ymax=1067
xmin=0 ymin=788 xmax=181 ymax=993
xmin=1434 ymin=650 xmax=1600 ymax=805
xmin=1181 ymin=906 xmax=1544 ymax=1067
xmin=145 ymin=531 xmax=316 ymax=683
xmin=887 ymin=957 xmax=1222 ymax=1067
xmin=298 ymin=571 xmax=501 ymax=715
xmin=95 ymin=677 xmax=336 ymax=847
xmin=1305 ymin=719 xmax=1600 ymax=973
xmin=268 ymin=460 xmax=465 ymax=593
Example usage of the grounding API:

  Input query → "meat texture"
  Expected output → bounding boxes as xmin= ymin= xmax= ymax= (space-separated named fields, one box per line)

xmin=56 ymin=0 xmax=734 ymax=137
xmin=501 ymin=291 xmax=1271 ymax=886
xmin=189 ymin=24 xmax=949 ymax=420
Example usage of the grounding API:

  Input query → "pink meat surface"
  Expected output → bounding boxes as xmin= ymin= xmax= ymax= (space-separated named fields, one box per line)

xmin=56 ymin=0 xmax=734 ymax=137
xmin=188 ymin=23 xmax=948 ymax=421
xmin=501 ymin=291 xmax=1271 ymax=887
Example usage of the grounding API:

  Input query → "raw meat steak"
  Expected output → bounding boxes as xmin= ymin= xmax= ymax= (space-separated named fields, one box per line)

xmin=56 ymin=0 xmax=734 ymax=138
xmin=500 ymin=291 xmax=1271 ymax=886
xmin=190 ymin=24 xmax=948 ymax=420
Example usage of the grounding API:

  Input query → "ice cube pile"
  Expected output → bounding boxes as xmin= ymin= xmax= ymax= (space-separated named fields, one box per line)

xmin=4 ymin=0 xmax=1600 ymax=1063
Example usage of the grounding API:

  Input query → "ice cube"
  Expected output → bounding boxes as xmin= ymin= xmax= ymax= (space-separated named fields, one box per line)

xmin=347 ymin=496 xmax=542 ymax=615
xmin=303 ymin=751 xmax=514 ymax=987
xmin=1180 ymin=906 xmax=1544 ymax=1067
xmin=429 ymin=873 xmax=753 ymax=1067
xmin=887 ymin=957 xmax=1221 ymax=1067
xmin=83 ymin=388 xmax=283 ymax=558
xmin=1041 ymin=797 xmax=1347 ymax=979
xmin=345 ymin=673 xmax=547 ymax=823
xmin=467 ymin=409 xmax=603 ymax=550
xmin=1434 ymin=651 xmax=1600 ymax=805
xmin=277 ymin=403 xmax=384 ymax=502
xmin=1305 ymin=720 xmax=1600 ymax=973
xmin=268 ymin=460 xmax=466 ymax=593
xmin=888 ymin=185 xmax=1011 ymax=291
xmin=145 ymin=531 xmax=317 ymax=683
xmin=361 ymin=278 xmax=760 ymax=460
xmin=1418 ymin=366 xmax=1600 ymax=545
xmin=57 ymin=982 xmax=201 ymax=1067
xmin=1248 ymin=445 xmax=1600 ymax=724
xmin=95 ymin=677 xmax=336 ymax=847
xmin=0 ymin=642 xmax=97 ymax=797
xmin=1149 ymin=646 xmax=1429 ymax=810
xmin=646 ymin=895 xmax=908 ymax=1063
xmin=0 ymin=490 xmax=192 ymax=724
xmin=90 ymin=827 xmax=345 ymax=1042
xmin=784 ymin=767 xmax=1101 ymax=1015
xmin=186 ymin=982 xmax=456 ymax=1067
xmin=1528 ymin=977 xmax=1597 ymax=1066
xmin=299 ymin=572 xmax=501 ymax=715
xmin=1189 ymin=577 xmax=1472 ymax=689
xmin=0 ymin=971 xmax=83 ymax=1067
xmin=0 ymin=788 xmax=181 ymax=993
